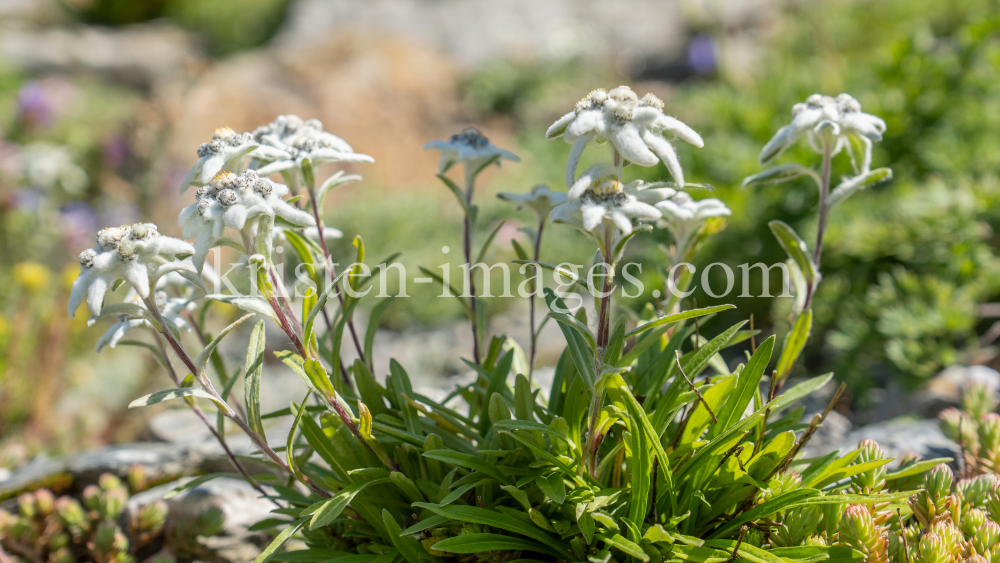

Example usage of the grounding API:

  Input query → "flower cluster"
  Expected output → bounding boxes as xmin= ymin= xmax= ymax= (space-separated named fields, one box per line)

xmin=68 ymin=223 xmax=194 ymax=318
xmin=760 ymin=93 xmax=887 ymax=173
xmin=178 ymin=169 xmax=315 ymax=270
xmin=546 ymin=86 xmax=703 ymax=188
xmin=183 ymin=126 xmax=260 ymax=189
xmin=550 ymin=163 xmax=675 ymax=237
xmin=251 ymin=114 xmax=374 ymax=176
xmin=424 ymin=127 xmax=520 ymax=176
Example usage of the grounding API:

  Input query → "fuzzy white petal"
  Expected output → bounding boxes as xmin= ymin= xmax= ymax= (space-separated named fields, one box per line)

xmin=653 ymin=115 xmax=704 ymax=148
xmin=565 ymin=110 xmax=605 ymax=142
xmin=272 ymin=199 xmax=317 ymax=227
xmin=580 ymin=201 xmax=607 ymax=232
xmin=642 ymin=132 xmax=684 ymax=187
xmin=609 ymin=123 xmax=658 ymax=167
xmin=68 ymin=269 xmax=91 ymax=318
xmin=565 ymin=135 xmax=592 ymax=188
xmin=86 ymin=276 xmax=109 ymax=316
xmin=199 ymin=154 xmax=227 ymax=184
xmin=223 ymin=205 xmax=249 ymax=230
xmin=546 ymin=112 xmax=576 ymax=139
xmin=609 ymin=210 xmax=634 ymax=235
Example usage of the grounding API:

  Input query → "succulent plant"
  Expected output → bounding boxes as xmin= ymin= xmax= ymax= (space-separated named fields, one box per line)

xmin=0 ymin=471 xmax=222 ymax=563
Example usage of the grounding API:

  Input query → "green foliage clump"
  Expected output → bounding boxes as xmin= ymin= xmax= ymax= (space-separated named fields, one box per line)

xmin=248 ymin=312 xmax=951 ymax=563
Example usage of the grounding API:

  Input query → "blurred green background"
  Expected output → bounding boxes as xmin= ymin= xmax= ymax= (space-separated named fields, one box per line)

xmin=1 ymin=0 xmax=999 ymax=460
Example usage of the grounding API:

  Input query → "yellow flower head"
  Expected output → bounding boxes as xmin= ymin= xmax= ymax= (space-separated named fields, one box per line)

xmin=13 ymin=262 xmax=50 ymax=292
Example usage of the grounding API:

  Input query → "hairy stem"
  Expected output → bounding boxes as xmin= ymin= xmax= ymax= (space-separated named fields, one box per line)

xmin=151 ymin=332 xmax=276 ymax=506
xmin=803 ymin=142 xmax=833 ymax=310
xmin=302 ymin=161 xmax=367 ymax=374
xmin=146 ymin=297 xmax=329 ymax=498
xmin=464 ymin=168 xmax=481 ymax=364
xmin=528 ymin=218 xmax=545 ymax=382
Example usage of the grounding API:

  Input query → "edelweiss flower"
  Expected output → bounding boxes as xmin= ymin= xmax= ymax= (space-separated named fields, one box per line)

xmin=546 ymin=86 xmax=704 ymax=188
xmin=655 ymin=192 xmax=731 ymax=247
xmin=69 ymin=223 xmax=195 ymax=318
xmin=424 ymin=128 xmax=520 ymax=175
xmin=549 ymin=164 xmax=675 ymax=236
xmin=95 ymin=290 xmax=194 ymax=352
xmin=759 ymin=93 xmax=886 ymax=172
xmin=252 ymin=115 xmax=374 ymax=176
xmin=178 ymin=170 xmax=316 ymax=271
xmin=182 ymin=127 xmax=259 ymax=190
xmin=497 ymin=184 xmax=568 ymax=220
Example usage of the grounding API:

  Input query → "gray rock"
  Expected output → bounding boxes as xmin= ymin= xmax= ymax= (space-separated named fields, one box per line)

xmin=0 ymin=21 xmax=203 ymax=89
xmin=0 ymin=442 xmax=207 ymax=499
xmin=275 ymin=0 xmax=782 ymax=72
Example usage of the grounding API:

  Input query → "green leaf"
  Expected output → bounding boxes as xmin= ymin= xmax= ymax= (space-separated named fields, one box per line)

xmin=128 ymin=388 xmax=226 ymax=411
xmin=626 ymin=305 xmax=735 ymax=339
xmin=299 ymin=414 xmax=351 ymax=482
xmin=768 ymin=221 xmax=816 ymax=287
xmin=603 ymin=320 xmax=628 ymax=365
xmin=611 ymin=224 xmax=652 ymax=266
xmin=537 ymin=472 xmax=566 ymax=504
xmin=770 ymin=372 xmax=834 ymax=414
xmin=886 ymin=458 xmax=953 ymax=481
xmin=303 ymin=291 xmax=329 ymax=356
xmin=513 ymin=260 xmax=584 ymax=289
xmin=775 ymin=309 xmax=812 ymax=383
xmin=741 ymin=163 xmax=820 ymax=189
xmin=414 ymin=503 xmax=568 ymax=557
xmin=682 ymin=321 xmax=747 ymax=380
xmin=600 ymin=534 xmax=649 ymax=562
xmin=437 ymin=174 xmax=471 ymax=216
xmin=304 ymin=359 xmax=336 ymax=403
xmin=548 ymin=311 xmax=596 ymax=351
xmin=492 ymin=420 xmax=576 ymax=450
xmin=545 ymin=290 xmax=596 ymax=389
xmin=771 ymin=546 xmax=863 ymax=563
xmin=308 ymin=479 xmax=389 ymax=529
xmin=710 ymin=335 xmax=774 ymax=438
xmin=797 ymin=491 xmax=917 ymax=506
xmin=245 ymin=321 xmax=267 ymax=440
xmin=91 ymin=302 xmax=159 ymax=327
xmin=317 ymin=171 xmax=363 ymax=208
xmin=254 ymin=516 xmax=308 ymax=563
xmin=480 ymin=350 xmax=515 ymax=435
xmin=510 ymin=239 xmax=529 ymax=261
xmin=704 ymin=540 xmax=786 ymax=563
xmin=196 ymin=313 xmax=256 ymax=373
xmin=205 ymin=294 xmax=278 ymax=322
xmin=286 ymin=394 xmax=312 ymax=480
xmin=383 ymin=509 xmax=434 ymax=563
xmin=476 ymin=221 xmax=506 ymax=265
xmin=709 ymin=489 xmax=820 ymax=539
xmin=827 ymin=167 xmax=892 ymax=211
xmin=423 ymin=450 xmax=509 ymax=485
xmin=432 ymin=534 xmax=563 ymax=559
xmin=804 ymin=456 xmax=892 ymax=490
